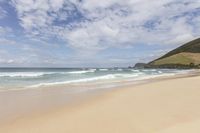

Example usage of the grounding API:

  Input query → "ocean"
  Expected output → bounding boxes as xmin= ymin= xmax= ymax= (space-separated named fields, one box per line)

xmin=0 ymin=68 xmax=193 ymax=91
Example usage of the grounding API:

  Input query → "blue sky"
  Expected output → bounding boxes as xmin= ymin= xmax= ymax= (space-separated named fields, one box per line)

xmin=0 ymin=0 xmax=200 ymax=67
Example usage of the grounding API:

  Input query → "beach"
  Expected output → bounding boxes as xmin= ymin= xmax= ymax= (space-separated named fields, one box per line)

xmin=1 ymin=0 xmax=200 ymax=132
xmin=0 ymin=74 xmax=200 ymax=133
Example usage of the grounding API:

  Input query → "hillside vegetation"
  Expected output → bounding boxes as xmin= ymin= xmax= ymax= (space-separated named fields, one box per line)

xmin=147 ymin=38 xmax=200 ymax=69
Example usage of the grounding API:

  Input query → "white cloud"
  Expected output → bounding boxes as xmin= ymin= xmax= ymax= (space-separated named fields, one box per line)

xmin=0 ymin=38 xmax=16 ymax=45
xmin=0 ymin=7 xmax=7 ymax=19
xmin=10 ymin=0 xmax=200 ymax=53
xmin=0 ymin=26 xmax=12 ymax=36
xmin=0 ymin=26 xmax=16 ymax=45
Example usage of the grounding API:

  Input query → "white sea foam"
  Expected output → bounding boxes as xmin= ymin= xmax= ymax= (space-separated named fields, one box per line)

xmin=67 ymin=69 xmax=96 ymax=74
xmin=0 ymin=72 xmax=51 ymax=78
xmin=0 ymin=68 xmax=192 ymax=91
xmin=0 ymin=69 xmax=97 ymax=78
xmin=131 ymin=69 xmax=140 ymax=72
xmin=28 ymin=74 xmax=117 ymax=88
xmin=28 ymin=73 xmax=147 ymax=88
xmin=99 ymin=69 xmax=108 ymax=71
xmin=158 ymin=71 xmax=163 ymax=74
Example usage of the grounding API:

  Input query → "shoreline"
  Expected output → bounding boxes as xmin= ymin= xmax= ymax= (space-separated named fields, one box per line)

xmin=0 ymin=70 xmax=197 ymax=118
xmin=0 ymin=71 xmax=199 ymax=123
xmin=0 ymin=71 xmax=200 ymax=132
xmin=0 ymin=69 xmax=197 ymax=92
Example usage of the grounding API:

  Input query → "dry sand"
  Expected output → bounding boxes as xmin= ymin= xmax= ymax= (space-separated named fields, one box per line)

xmin=1 ymin=75 xmax=200 ymax=133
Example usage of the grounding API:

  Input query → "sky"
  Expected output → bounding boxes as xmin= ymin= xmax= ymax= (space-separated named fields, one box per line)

xmin=0 ymin=0 xmax=200 ymax=67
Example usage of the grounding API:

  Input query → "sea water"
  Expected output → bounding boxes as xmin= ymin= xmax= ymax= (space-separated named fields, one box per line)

xmin=0 ymin=68 xmax=193 ymax=91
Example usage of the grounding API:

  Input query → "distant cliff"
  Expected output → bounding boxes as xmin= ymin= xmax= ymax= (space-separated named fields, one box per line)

xmin=146 ymin=38 xmax=200 ymax=69
xmin=134 ymin=63 xmax=147 ymax=68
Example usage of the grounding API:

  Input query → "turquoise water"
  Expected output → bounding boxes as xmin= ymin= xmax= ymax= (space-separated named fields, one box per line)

xmin=0 ymin=68 xmax=192 ymax=91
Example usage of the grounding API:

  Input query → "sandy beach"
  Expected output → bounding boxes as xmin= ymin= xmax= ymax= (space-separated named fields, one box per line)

xmin=1 ymin=75 xmax=200 ymax=133
xmin=1 ymin=0 xmax=200 ymax=132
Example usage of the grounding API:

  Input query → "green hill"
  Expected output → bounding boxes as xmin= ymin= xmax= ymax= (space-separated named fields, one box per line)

xmin=147 ymin=38 xmax=200 ymax=69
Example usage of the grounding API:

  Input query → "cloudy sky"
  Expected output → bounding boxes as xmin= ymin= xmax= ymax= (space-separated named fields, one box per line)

xmin=0 ymin=0 xmax=200 ymax=67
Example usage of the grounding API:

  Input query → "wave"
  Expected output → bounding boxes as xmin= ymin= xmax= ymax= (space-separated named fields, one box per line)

xmin=0 ymin=69 xmax=97 ymax=78
xmin=99 ymin=69 xmax=108 ymax=71
xmin=131 ymin=69 xmax=140 ymax=72
xmin=0 ymin=69 xmax=192 ymax=91
xmin=28 ymin=73 xmax=146 ymax=88
xmin=0 ymin=69 xmax=187 ymax=79
xmin=67 ymin=69 xmax=96 ymax=74
xmin=0 ymin=72 xmax=53 ymax=78
xmin=28 ymin=74 xmax=116 ymax=88
xmin=134 ymin=73 xmax=176 ymax=81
